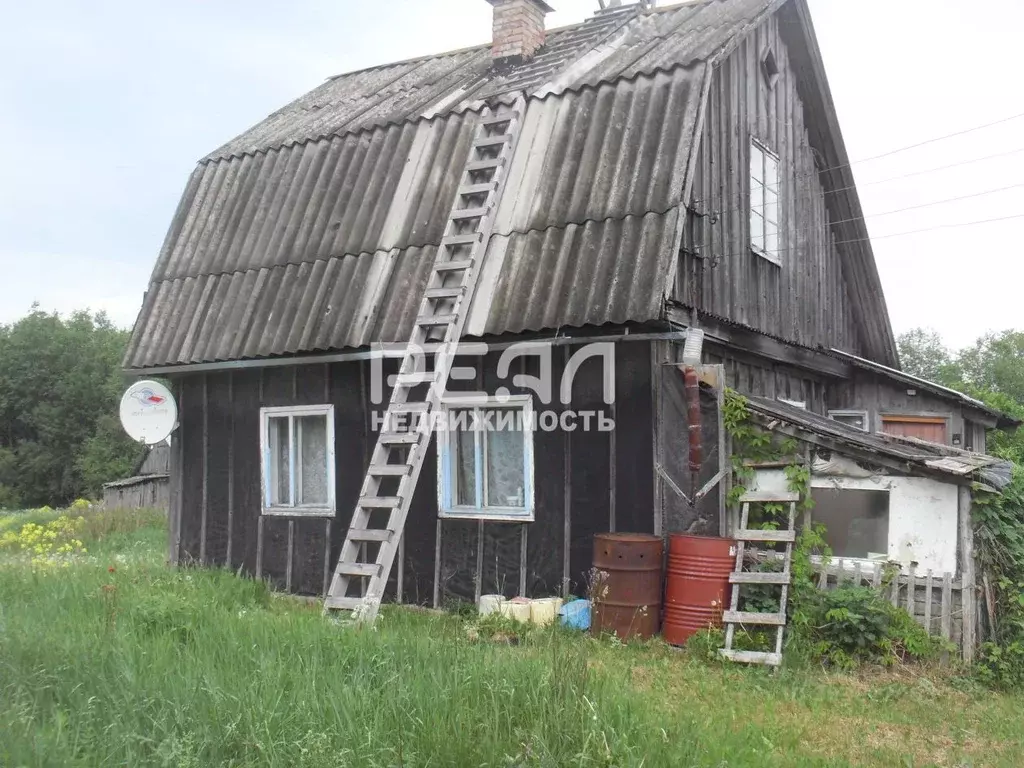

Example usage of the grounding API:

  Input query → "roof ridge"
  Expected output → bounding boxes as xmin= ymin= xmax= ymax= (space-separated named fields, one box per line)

xmin=202 ymin=59 xmax=703 ymax=164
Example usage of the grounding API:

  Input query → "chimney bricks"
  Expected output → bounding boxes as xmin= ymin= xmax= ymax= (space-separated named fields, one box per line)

xmin=487 ymin=0 xmax=553 ymax=64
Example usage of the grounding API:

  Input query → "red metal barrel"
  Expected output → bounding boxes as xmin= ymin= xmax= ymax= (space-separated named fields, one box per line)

xmin=663 ymin=534 xmax=735 ymax=646
xmin=591 ymin=533 xmax=663 ymax=640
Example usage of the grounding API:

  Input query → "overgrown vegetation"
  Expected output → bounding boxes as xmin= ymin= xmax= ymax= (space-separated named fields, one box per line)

xmin=723 ymin=390 xmax=942 ymax=669
xmin=2 ymin=508 xmax=1023 ymax=766
xmin=0 ymin=307 xmax=145 ymax=508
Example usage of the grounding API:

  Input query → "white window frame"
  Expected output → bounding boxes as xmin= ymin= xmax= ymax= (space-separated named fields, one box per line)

xmin=828 ymin=409 xmax=870 ymax=432
xmin=260 ymin=404 xmax=336 ymax=517
xmin=436 ymin=395 xmax=535 ymax=522
xmin=750 ymin=138 xmax=781 ymax=265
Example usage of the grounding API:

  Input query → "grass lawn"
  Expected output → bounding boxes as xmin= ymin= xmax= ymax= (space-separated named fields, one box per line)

xmin=1 ymin=509 xmax=1022 ymax=767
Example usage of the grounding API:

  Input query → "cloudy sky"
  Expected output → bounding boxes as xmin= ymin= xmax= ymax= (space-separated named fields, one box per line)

xmin=2 ymin=0 xmax=1022 ymax=350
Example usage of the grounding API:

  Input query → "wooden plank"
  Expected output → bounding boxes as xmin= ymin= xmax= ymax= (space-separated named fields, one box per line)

xmin=225 ymin=372 xmax=235 ymax=569
xmin=322 ymin=520 xmax=331 ymax=597
xmin=924 ymin=570 xmax=934 ymax=635
xmin=609 ymin=397 xmax=617 ymax=532
xmin=717 ymin=372 xmax=728 ymax=538
xmin=736 ymin=528 xmax=795 ymax=543
xmin=941 ymin=571 xmax=953 ymax=641
xmin=718 ymin=649 xmax=782 ymax=666
xmin=256 ymin=515 xmax=265 ymax=580
xmin=397 ymin=532 xmax=405 ymax=605
xmin=730 ymin=572 xmax=790 ymax=585
xmin=739 ymin=490 xmax=800 ymax=503
xmin=872 ymin=562 xmax=882 ymax=589
xmin=286 ymin=520 xmax=295 ymax=592
xmin=906 ymin=563 xmax=916 ymax=618
xmin=432 ymin=517 xmax=442 ymax=609
xmin=475 ymin=520 xmax=484 ymax=606
xmin=723 ymin=611 xmax=786 ymax=626
xmin=959 ymin=486 xmax=976 ymax=663
xmin=817 ymin=562 xmax=827 ymax=590
xmin=651 ymin=342 xmax=664 ymax=536
xmin=890 ymin=572 xmax=899 ymax=607
xmin=200 ymin=374 xmax=209 ymax=565
xmin=564 ymin=354 xmax=573 ymax=598
xmin=983 ymin=571 xmax=997 ymax=642
xmin=519 ymin=524 xmax=528 ymax=597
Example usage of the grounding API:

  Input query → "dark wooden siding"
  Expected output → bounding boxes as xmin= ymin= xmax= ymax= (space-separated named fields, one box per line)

xmin=169 ymin=340 xmax=656 ymax=604
xmin=676 ymin=14 xmax=862 ymax=354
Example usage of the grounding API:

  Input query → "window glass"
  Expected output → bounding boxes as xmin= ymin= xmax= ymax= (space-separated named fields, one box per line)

xmin=751 ymin=140 xmax=780 ymax=262
xmin=810 ymin=488 xmax=889 ymax=560
xmin=262 ymin=406 xmax=334 ymax=513
xmin=441 ymin=401 xmax=532 ymax=519
xmin=830 ymin=412 xmax=868 ymax=431
xmin=268 ymin=416 xmax=290 ymax=506
xmin=486 ymin=417 xmax=525 ymax=508
xmin=297 ymin=415 xmax=328 ymax=506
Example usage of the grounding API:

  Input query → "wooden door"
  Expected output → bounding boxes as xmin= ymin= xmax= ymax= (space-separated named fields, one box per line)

xmin=880 ymin=415 xmax=947 ymax=444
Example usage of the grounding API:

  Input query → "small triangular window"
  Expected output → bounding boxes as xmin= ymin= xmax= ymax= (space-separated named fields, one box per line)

xmin=762 ymin=47 xmax=780 ymax=89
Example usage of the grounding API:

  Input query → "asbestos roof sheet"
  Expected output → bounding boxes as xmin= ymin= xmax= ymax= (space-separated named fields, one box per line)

xmin=744 ymin=395 xmax=1012 ymax=487
xmin=126 ymin=0 xmax=782 ymax=369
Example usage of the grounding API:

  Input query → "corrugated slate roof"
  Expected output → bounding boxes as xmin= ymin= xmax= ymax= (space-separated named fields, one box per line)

xmin=126 ymin=0 xmax=815 ymax=369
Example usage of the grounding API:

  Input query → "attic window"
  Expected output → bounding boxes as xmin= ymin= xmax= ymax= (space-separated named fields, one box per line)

xmin=761 ymin=47 xmax=780 ymax=89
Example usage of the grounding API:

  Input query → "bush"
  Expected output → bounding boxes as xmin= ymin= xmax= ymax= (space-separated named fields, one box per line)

xmin=794 ymin=585 xmax=943 ymax=668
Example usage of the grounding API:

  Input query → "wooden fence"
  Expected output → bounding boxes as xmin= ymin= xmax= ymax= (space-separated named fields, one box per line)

xmin=812 ymin=560 xmax=964 ymax=647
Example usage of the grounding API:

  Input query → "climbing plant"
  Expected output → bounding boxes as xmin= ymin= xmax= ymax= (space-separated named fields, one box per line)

xmin=972 ymin=467 xmax=1024 ymax=688
xmin=721 ymin=390 xmax=941 ymax=668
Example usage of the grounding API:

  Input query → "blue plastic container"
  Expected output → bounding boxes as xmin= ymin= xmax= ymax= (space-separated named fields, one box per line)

xmin=559 ymin=599 xmax=591 ymax=630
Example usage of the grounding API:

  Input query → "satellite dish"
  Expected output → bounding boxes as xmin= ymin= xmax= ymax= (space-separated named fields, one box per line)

xmin=120 ymin=380 xmax=177 ymax=445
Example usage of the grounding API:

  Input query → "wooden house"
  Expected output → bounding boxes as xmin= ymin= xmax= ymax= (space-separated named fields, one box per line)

xmin=124 ymin=0 xmax=1016 ymax=648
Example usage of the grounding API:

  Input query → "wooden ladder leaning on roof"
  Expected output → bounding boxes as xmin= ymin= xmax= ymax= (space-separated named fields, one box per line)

xmin=719 ymin=490 xmax=799 ymax=666
xmin=324 ymin=94 xmax=528 ymax=624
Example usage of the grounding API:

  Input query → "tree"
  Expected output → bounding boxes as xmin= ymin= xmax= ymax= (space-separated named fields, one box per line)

xmin=0 ymin=308 xmax=144 ymax=507
xmin=957 ymin=331 xmax=1024 ymax=406
xmin=896 ymin=328 xmax=958 ymax=385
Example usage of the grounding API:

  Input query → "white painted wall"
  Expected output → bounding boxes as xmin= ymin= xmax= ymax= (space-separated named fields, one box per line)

xmin=749 ymin=469 xmax=959 ymax=575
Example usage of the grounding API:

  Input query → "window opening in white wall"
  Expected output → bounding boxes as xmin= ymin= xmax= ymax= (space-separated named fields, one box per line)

xmin=261 ymin=405 xmax=335 ymax=516
xmin=438 ymin=396 xmax=534 ymax=521
xmin=828 ymin=410 xmax=870 ymax=431
xmin=810 ymin=488 xmax=889 ymax=561
xmin=750 ymin=139 xmax=780 ymax=264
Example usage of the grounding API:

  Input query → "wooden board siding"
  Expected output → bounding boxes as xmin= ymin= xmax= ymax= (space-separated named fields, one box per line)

xmin=170 ymin=339 xmax=656 ymax=603
xmin=704 ymin=342 xmax=829 ymax=415
xmin=676 ymin=14 xmax=861 ymax=354
xmin=830 ymin=370 xmax=964 ymax=445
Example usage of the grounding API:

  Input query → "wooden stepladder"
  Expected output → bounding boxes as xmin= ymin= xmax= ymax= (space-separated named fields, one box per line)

xmin=324 ymin=95 xmax=527 ymax=623
xmin=719 ymin=490 xmax=799 ymax=666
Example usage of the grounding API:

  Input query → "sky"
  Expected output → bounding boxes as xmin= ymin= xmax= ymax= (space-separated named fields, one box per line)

xmin=1 ymin=0 xmax=1022 ymax=352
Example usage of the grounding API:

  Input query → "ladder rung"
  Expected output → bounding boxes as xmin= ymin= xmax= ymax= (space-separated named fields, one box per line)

xmin=480 ymin=112 xmax=516 ymax=127
xmin=394 ymin=371 xmax=435 ymax=386
xmin=424 ymin=287 xmax=464 ymax=300
xmin=736 ymin=529 xmax=796 ymax=543
xmin=434 ymin=259 xmax=473 ymax=273
xmin=441 ymin=233 xmax=480 ymax=247
xmin=739 ymin=491 xmax=800 ymax=503
xmin=347 ymin=528 xmax=394 ymax=543
xmin=334 ymin=562 xmax=381 ymax=578
xmin=379 ymin=432 xmax=420 ymax=445
xmin=367 ymin=464 xmax=412 ymax=476
xmin=718 ymin=649 xmax=782 ymax=666
xmin=466 ymin=158 xmax=504 ymax=172
xmin=324 ymin=595 xmax=369 ymax=611
xmin=729 ymin=572 xmax=791 ymax=585
xmin=723 ymin=611 xmax=787 ymax=626
xmin=358 ymin=496 xmax=401 ymax=509
xmin=459 ymin=182 xmax=496 ymax=196
xmin=450 ymin=207 xmax=489 ymax=221
xmin=389 ymin=402 xmax=428 ymax=413
xmin=474 ymin=134 xmax=512 ymax=149
xmin=416 ymin=314 xmax=455 ymax=327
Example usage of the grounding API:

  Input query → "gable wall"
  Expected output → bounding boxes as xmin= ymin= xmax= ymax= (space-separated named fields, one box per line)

xmin=675 ymin=12 xmax=863 ymax=354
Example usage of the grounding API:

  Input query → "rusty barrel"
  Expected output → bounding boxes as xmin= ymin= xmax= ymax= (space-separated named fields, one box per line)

xmin=591 ymin=533 xmax=663 ymax=640
xmin=663 ymin=534 xmax=735 ymax=646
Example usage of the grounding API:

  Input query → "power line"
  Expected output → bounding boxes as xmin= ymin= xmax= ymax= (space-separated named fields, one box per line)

xmin=695 ymin=212 xmax=1024 ymax=261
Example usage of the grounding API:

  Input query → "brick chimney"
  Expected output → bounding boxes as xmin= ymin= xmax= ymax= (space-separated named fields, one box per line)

xmin=487 ymin=0 xmax=554 ymax=65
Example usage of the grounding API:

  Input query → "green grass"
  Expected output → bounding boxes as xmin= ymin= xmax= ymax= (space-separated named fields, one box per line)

xmin=1 ymin=509 xmax=1022 ymax=767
